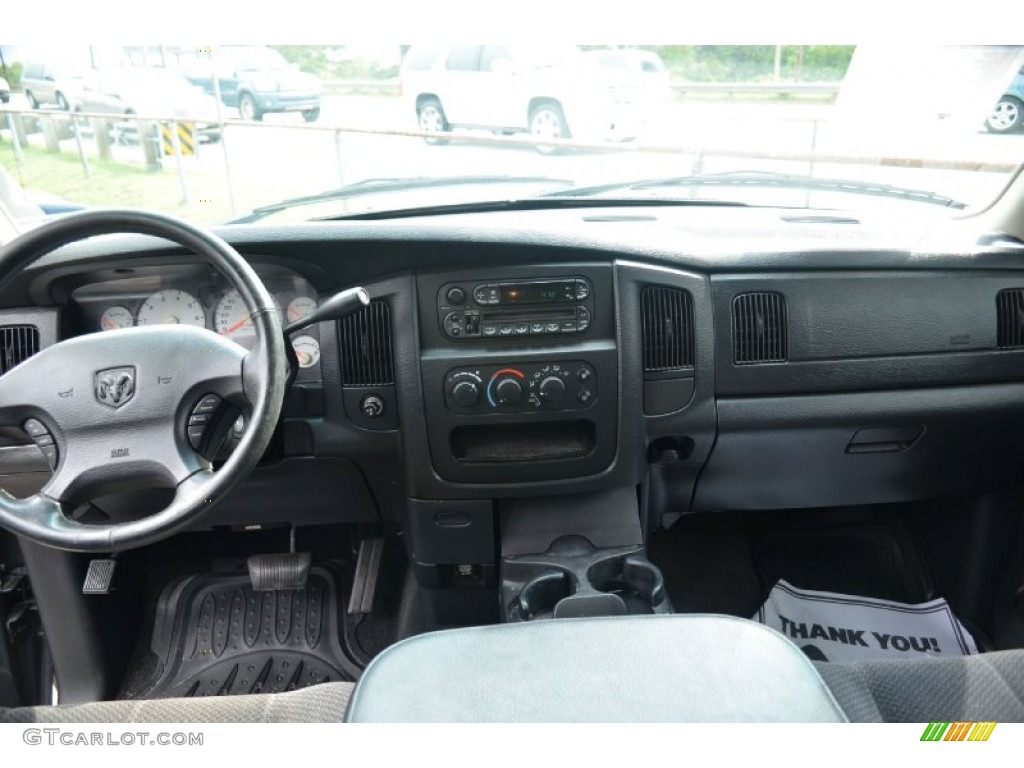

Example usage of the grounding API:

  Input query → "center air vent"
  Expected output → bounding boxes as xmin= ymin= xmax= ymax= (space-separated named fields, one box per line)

xmin=732 ymin=292 xmax=787 ymax=364
xmin=641 ymin=286 xmax=694 ymax=372
xmin=997 ymin=289 xmax=1024 ymax=349
xmin=0 ymin=325 xmax=40 ymax=374
xmin=339 ymin=300 xmax=394 ymax=386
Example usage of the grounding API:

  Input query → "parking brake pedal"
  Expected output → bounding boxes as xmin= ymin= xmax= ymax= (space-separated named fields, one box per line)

xmin=348 ymin=537 xmax=385 ymax=614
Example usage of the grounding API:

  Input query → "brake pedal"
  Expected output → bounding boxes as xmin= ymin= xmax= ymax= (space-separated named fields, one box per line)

xmin=247 ymin=552 xmax=312 ymax=591
xmin=82 ymin=559 xmax=116 ymax=595
xmin=348 ymin=537 xmax=385 ymax=614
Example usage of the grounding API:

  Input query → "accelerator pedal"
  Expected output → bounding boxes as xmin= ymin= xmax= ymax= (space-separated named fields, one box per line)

xmin=348 ymin=537 xmax=385 ymax=614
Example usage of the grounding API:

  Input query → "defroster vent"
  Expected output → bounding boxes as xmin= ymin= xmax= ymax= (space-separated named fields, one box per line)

xmin=997 ymin=289 xmax=1024 ymax=349
xmin=732 ymin=292 xmax=787 ymax=364
xmin=1 ymin=325 xmax=40 ymax=374
xmin=641 ymin=287 xmax=694 ymax=372
xmin=339 ymin=300 xmax=394 ymax=386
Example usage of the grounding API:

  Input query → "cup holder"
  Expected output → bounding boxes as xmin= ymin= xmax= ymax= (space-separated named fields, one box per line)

xmin=587 ymin=554 xmax=667 ymax=614
xmin=512 ymin=569 xmax=573 ymax=621
xmin=506 ymin=545 xmax=669 ymax=622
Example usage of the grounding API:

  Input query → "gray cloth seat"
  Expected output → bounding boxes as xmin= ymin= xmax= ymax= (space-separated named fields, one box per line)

xmin=815 ymin=650 xmax=1024 ymax=722
xmin=0 ymin=681 xmax=354 ymax=723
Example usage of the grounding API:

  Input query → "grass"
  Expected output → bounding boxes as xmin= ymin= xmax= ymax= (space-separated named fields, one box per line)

xmin=0 ymin=138 xmax=241 ymax=224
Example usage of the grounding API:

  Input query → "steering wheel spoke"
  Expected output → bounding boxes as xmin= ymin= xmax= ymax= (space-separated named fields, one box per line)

xmin=0 ymin=209 xmax=286 ymax=552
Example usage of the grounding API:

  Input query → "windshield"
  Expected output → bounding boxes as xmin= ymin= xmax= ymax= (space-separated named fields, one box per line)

xmin=2 ymin=42 xmax=1023 ymax=228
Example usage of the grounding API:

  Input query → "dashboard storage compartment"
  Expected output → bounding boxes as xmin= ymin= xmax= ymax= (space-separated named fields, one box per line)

xmin=450 ymin=421 xmax=595 ymax=463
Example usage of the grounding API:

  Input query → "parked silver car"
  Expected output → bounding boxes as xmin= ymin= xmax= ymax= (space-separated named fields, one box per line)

xmin=20 ymin=62 xmax=85 ymax=110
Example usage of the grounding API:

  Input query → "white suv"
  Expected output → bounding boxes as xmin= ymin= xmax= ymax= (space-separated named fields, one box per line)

xmin=400 ymin=45 xmax=661 ymax=152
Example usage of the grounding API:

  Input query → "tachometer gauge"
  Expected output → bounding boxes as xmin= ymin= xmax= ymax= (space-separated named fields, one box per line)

xmin=99 ymin=306 xmax=133 ymax=331
xmin=291 ymin=335 xmax=320 ymax=368
xmin=286 ymin=296 xmax=317 ymax=324
xmin=136 ymin=289 xmax=206 ymax=327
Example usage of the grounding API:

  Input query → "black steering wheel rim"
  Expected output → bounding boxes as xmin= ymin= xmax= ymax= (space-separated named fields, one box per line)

xmin=0 ymin=208 xmax=287 ymax=552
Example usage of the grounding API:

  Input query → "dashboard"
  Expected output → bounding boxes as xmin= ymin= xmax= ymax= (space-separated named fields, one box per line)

xmin=4 ymin=205 xmax=1024 ymax=562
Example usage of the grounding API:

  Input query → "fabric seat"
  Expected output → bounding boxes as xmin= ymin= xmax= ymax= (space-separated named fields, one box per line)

xmin=0 ymin=681 xmax=354 ymax=723
xmin=815 ymin=650 xmax=1024 ymax=722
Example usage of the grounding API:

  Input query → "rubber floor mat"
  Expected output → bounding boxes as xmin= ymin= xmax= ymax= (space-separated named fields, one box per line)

xmin=122 ymin=566 xmax=359 ymax=699
xmin=751 ymin=520 xmax=934 ymax=605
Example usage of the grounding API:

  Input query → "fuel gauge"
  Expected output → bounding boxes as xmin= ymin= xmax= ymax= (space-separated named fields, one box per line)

xmin=291 ymin=335 xmax=320 ymax=369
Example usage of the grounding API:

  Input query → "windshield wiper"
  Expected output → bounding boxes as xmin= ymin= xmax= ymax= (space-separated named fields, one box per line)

xmin=229 ymin=175 xmax=575 ymax=223
xmin=542 ymin=170 xmax=968 ymax=210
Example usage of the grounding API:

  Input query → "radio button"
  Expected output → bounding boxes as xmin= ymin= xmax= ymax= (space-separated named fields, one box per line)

xmin=482 ymin=323 xmax=498 ymax=337
xmin=545 ymin=321 xmax=560 ymax=333
xmin=560 ymin=320 xmax=577 ymax=333
xmin=530 ymin=321 xmax=546 ymax=334
xmin=576 ymin=307 xmax=591 ymax=331
xmin=575 ymin=280 xmax=591 ymax=300
xmin=487 ymin=287 xmax=500 ymax=304
xmin=499 ymin=323 xmax=514 ymax=336
xmin=513 ymin=322 xmax=530 ymax=335
xmin=473 ymin=285 xmax=488 ymax=304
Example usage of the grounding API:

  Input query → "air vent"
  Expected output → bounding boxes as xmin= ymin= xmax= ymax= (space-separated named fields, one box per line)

xmin=641 ymin=287 xmax=694 ymax=372
xmin=0 ymin=325 xmax=40 ymax=374
xmin=339 ymin=300 xmax=394 ymax=386
xmin=997 ymin=289 xmax=1024 ymax=349
xmin=732 ymin=292 xmax=788 ymax=364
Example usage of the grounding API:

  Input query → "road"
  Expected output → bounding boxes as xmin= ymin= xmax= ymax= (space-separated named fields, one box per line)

xmin=4 ymin=93 xmax=1024 ymax=217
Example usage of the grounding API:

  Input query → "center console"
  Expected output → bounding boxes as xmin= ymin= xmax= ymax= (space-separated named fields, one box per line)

xmin=417 ymin=264 xmax=618 ymax=484
xmin=404 ymin=262 xmax=673 ymax=626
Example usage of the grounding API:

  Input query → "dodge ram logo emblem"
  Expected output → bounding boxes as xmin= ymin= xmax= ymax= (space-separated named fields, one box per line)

xmin=95 ymin=367 xmax=136 ymax=409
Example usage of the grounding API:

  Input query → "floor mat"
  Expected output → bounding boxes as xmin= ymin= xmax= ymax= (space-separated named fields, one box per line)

xmin=750 ymin=519 xmax=934 ymax=605
xmin=121 ymin=565 xmax=360 ymax=699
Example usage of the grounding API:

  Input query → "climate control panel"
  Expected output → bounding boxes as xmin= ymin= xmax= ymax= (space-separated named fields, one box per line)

xmin=444 ymin=361 xmax=597 ymax=414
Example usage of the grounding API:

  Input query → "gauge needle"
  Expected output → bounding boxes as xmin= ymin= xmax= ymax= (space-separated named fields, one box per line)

xmin=101 ymin=317 xmax=118 ymax=330
xmin=220 ymin=315 xmax=251 ymax=336
xmin=288 ymin=308 xmax=302 ymax=320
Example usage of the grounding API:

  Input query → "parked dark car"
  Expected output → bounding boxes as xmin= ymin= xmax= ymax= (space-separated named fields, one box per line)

xmin=986 ymin=66 xmax=1024 ymax=133
xmin=183 ymin=46 xmax=322 ymax=122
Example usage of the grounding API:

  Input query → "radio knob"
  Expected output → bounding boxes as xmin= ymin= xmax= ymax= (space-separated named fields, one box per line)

xmin=537 ymin=375 xmax=566 ymax=403
xmin=493 ymin=377 xmax=523 ymax=405
xmin=451 ymin=380 xmax=480 ymax=407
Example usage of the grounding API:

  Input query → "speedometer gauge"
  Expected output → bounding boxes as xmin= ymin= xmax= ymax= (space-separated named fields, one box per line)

xmin=136 ymin=289 xmax=206 ymax=327
xmin=99 ymin=306 xmax=133 ymax=331
xmin=215 ymin=290 xmax=281 ymax=343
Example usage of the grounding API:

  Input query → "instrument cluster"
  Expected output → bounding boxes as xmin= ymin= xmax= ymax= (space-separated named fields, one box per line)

xmin=71 ymin=265 xmax=323 ymax=373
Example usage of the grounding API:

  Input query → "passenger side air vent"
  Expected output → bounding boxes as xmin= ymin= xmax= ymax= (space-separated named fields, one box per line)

xmin=997 ymin=289 xmax=1024 ymax=349
xmin=641 ymin=286 xmax=694 ymax=371
xmin=0 ymin=325 xmax=40 ymax=374
xmin=732 ymin=292 xmax=788 ymax=364
xmin=339 ymin=300 xmax=394 ymax=386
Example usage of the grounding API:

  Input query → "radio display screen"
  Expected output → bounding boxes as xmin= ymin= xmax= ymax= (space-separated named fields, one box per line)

xmin=500 ymin=281 xmax=573 ymax=305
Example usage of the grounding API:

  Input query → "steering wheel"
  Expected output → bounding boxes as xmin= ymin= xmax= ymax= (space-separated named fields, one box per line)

xmin=0 ymin=209 xmax=287 ymax=552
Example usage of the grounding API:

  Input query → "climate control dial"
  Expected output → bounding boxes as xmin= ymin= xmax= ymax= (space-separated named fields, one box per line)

xmin=488 ymin=368 xmax=526 ymax=407
xmin=444 ymin=362 xmax=597 ymax=414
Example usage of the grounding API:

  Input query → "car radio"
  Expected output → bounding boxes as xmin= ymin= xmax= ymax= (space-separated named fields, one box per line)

xmin=437 ymin=278 xmax=593 ymax=340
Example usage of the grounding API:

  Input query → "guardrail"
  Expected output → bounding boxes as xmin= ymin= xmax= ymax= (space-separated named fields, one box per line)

xmin=1 ymin=104 xmax=1017 ymax=215
xmin=321 ymin=80 xmax=842 ymax=97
